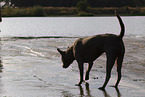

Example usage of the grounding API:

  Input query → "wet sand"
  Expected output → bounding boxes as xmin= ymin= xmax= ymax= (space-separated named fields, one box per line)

xmin=0 ymin=37 xmax=145 ymax=97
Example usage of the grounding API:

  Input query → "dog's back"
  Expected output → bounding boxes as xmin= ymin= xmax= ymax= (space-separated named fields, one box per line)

xmin=73 ymin=33 xmax=124 ymax=63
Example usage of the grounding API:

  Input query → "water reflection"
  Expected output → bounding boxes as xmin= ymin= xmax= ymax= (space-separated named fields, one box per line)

xmin=0 ymin=60 xmax=2 ymax=73
xmin=115 ymin=87 xmax=121 ymax=97
xmin=0 ymin=38 xmax=3 ymax=71
xmin=99 ymin=87 xmax=121 ymax=97
xmin=0 ymin=38 xmax=3 ymax=96
xmin=61 ymin=90 xmax=75 ymax=97
xmin=101 ymin=89 xmax=111 ymax=97
xmin=79 ymin=83 xmax=122 ymax=97
xmin=0 ymin=57 xmax=2 ymax=73
xmin=79 ymin=82 xmax=92 ymax=97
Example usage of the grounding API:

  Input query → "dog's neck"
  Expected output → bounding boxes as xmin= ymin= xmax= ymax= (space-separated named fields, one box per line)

xmin=66 ymin=46 xmax=75 ymax=60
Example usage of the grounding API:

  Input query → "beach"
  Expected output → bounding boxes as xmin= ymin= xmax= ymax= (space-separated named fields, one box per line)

xmin=0 ymin=36 xmax=145 ymax=97
xmin=0 ymin=16 xmax=145 ymax=97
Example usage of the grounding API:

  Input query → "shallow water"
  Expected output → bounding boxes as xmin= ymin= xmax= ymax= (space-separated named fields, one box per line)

xmin=1 ymin=16 xmax=145 ymax=37
xmin=0 ymin=17 xmax=145 ymax=96
xmin=0 ymin=37 xmax=145 ymax=97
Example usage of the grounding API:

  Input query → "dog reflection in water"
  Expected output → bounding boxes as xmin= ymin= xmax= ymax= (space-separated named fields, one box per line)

xmin=57 ymin=11 xmax=125 ymax=90
xmin=79 ymin=83 xmax=121 ymax=97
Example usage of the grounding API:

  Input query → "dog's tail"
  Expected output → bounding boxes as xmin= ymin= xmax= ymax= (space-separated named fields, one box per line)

xmin=115 ymin=11 xmax=125 ymax=38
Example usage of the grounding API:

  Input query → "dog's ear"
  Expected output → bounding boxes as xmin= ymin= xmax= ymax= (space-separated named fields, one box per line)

xmin=57 ymin=48 xmax=65 ymax=55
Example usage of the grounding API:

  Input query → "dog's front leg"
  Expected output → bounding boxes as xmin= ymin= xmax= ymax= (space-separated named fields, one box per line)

xmin=85 ymin=62 xmax=93 ymax=80
xmin=75 ymin=61 xmax=84 ymax=86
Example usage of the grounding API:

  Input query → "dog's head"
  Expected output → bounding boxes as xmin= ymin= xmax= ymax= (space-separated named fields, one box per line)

xmin=57 ymin=48 xmax=74 ymax=68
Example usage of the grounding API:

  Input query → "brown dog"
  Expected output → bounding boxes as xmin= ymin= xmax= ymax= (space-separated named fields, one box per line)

xmin=57 ymin=11 xmax=125 ymax=90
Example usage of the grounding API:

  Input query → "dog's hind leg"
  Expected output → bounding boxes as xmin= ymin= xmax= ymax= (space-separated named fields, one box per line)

xmin=99 ymin=53 xmax=117 ymax=90
xmin=115 ymin=54 xmax=124 ymax=87
xmin=85 ymin=62 xmax=93 ymax=80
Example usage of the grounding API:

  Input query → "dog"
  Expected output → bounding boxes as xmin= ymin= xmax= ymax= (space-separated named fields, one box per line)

xmin=57 ymin=11 xmax=125 ymax=90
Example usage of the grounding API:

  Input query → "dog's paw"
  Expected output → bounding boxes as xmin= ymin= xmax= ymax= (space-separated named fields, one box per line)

xmin=110 ymin=85 xmax=118 ymax=88
xmin=98 ymin=87 xmax=105 ymax=91
xmin=75 ymin=82 xmax=82 ymax=86
xmin=75 ymin=80 xmax=84 ymax=86
xmin=75 ymin=83 xmax=81 ymax=86
xmin=110 ymin=85 xmax=115 ymax=87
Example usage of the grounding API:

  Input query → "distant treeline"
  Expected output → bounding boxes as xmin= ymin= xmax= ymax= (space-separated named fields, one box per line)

xmin=2 ymin=6 xmax=145 ymax=17
xmin=9 ymin=0 xmax=145 ymax=7
xmin=1 ymin=0 xmax=145 ymax=17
